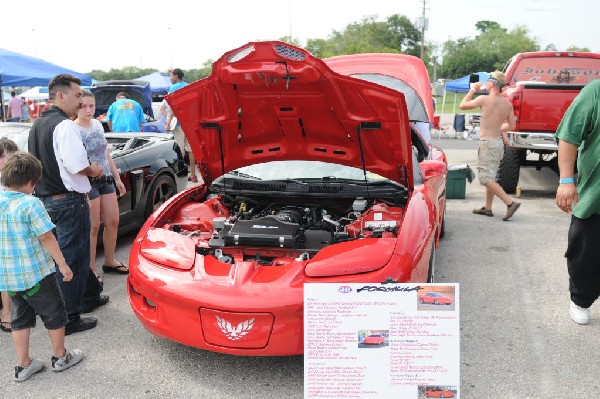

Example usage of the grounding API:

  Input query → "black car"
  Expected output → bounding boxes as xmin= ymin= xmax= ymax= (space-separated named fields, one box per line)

xmin=0 ymin=122 xmax=187 ymax=234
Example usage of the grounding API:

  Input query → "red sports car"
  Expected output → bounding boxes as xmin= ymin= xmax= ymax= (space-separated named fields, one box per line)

xmin=418 ymin=292 xmax=455 ymax=305
xmin=127 ymin=41 xmax=447 ymax=356
xmin=363 ymin=334 xmax=385 ymax=345
xmin=424 ymin=387 xmax=455 ymax=398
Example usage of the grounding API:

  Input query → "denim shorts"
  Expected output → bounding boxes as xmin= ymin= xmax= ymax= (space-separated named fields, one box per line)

xmin=9 ymin=273 xmax=69 ymax=331
xmin=89 ymin=181 xmax=116 ymax=200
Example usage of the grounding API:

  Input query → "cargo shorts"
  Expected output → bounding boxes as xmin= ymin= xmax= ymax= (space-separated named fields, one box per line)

xmin=477 ymin=138 xmax=504 ymax=185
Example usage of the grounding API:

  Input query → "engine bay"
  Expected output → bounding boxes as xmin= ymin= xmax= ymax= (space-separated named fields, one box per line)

xmin=162 ymin=194 xmax=405 ymax=263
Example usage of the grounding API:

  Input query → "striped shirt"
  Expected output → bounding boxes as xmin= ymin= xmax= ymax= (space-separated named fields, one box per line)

xmin=0 ymin=191 xmax=56 ymax=291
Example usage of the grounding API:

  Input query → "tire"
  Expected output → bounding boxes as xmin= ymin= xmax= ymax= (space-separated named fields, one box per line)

xmin=427 ymin=242 xmax=436 ymax=283
xmin=496 ymin=146 xmax=522 ymax=194
xmin=144 ymin=174 xmax=177 ymax=218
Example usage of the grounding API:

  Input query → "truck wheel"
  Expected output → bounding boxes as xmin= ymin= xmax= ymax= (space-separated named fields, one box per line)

xmin=497 ymin=147 xmax=522 ymax=194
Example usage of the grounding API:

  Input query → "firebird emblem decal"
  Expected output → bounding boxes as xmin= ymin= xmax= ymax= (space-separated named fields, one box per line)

xmin=215 ymin=316 xmax=255 ymax=340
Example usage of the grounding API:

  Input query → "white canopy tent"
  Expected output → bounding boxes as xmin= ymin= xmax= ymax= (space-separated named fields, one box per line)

xmin=19 ymin=86 xmax=49 ymax=101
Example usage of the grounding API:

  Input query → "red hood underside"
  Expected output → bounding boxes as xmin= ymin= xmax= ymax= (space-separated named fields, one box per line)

xmin=166 ymin=41 xmax=413 ymax=188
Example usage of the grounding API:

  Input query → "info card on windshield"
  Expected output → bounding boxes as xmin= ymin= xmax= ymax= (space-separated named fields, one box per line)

xmin=304 ymin=283 xmax=459 ymax=399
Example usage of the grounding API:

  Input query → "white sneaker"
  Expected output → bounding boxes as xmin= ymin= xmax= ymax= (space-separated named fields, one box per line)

xmin=569 ymin=301 xmax=590 ymax=325
xmin=14 ymin=358 xmax=44 ymax=382
xmin=51 ymin=348 xmax=84 ymax=372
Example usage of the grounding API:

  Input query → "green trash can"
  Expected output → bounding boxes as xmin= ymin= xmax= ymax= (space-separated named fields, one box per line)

xmin=447 ymin=164 xmax=473 ymax=199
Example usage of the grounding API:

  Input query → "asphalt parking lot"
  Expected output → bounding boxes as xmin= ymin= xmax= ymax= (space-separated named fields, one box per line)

xmin=0 ymin=137 xmax=598 ymax=398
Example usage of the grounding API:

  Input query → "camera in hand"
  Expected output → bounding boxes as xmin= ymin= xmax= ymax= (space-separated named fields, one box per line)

xmin=469 ymin=74 xmax=479 ymax=83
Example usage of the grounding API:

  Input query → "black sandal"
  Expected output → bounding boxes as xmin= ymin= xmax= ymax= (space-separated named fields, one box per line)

xmin=102 ymin=261 xmax=129 ymax=274
xmin=0 ymin=320 xmax=11 ymax=333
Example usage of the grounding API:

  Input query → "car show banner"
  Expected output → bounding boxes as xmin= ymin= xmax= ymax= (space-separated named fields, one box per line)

xmin=304 ymin=283 xmax=459 ymax=399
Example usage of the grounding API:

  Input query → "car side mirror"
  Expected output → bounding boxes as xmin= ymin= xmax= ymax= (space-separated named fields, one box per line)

xmin=420 ymin=160 xmax=447 ymax=180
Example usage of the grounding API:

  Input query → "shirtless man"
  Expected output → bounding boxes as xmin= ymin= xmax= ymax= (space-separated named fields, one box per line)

xmin=460 ymin=70 xmax=521 ymax=221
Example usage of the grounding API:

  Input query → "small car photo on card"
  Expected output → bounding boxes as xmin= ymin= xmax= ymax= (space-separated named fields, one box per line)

xmin=357 ymin=330 xmax=389 ymax=348
xmin=417 ymin=286 xmax=456 ymax=311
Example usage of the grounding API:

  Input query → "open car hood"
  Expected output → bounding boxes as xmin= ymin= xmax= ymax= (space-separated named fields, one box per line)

xmin=324 ymin=53 xmax=434 ymax=124
xmin=166 ymin=41 xmax=413 ymax=188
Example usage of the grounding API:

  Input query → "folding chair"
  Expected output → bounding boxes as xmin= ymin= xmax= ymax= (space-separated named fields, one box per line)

xmin=433 ymin=115 xmax=451 ymax=139
xmin=453 ymin=114 xmax=466 ymax=137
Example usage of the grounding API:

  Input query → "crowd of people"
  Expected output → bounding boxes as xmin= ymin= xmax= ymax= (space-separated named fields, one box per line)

xmin=3 ymin=91 xmax=50 ymax=123
xmin=0 ymin=74 xmax=129 ymax=382
xmin=0 ymin=69 xmax=194 ymax=382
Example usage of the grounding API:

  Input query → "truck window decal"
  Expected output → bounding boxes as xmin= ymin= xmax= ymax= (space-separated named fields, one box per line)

xmin=511 ymin=58 xmax=600 ymax=84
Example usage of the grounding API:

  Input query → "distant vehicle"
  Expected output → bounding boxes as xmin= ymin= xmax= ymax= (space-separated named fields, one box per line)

xmin=418 ymin=292 xmax=454 ymax=305
xmin=91 ymin=80 xmax=156 ymax=132
xmin=362 ymin=334 xmax=385 ymax=345
xmin=424 ymin=387 xmax=455 ymax=398
xmin=0 ymin=122 xmax=187 ymax=234
xmin=497 ymin=51 xmax=600 ymax=193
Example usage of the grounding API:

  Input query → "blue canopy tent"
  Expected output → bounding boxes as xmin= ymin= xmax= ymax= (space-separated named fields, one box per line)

xmin=135 ymin=72 xmax=171 ymax=95
xmin=0 ymin=48 xmax=92 ymax=87
xmin=442 ymin=71 xmax=490 ymax=114
xmin=0 ymin=47 xmax=92 ymax=119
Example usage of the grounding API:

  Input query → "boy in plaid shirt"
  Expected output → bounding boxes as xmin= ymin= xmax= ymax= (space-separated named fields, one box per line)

xmin=0 ymin=152 xmax=84 ymax=381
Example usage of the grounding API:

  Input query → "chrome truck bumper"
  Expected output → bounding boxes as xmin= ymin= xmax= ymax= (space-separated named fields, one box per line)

xmin=506 ymin=131 xmax=558 ymax=151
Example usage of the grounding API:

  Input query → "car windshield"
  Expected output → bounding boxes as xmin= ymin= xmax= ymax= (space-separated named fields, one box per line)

xmin=231 ymin=160 xmax=388 ymax=182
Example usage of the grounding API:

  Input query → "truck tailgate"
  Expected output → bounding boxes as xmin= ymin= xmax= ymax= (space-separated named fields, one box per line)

xmin=517 ymin=83 xmax=585 ymax=132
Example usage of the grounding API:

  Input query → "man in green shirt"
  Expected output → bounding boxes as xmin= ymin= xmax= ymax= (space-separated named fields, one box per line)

xmin=555 ymin=79 xmax=600 ymax=325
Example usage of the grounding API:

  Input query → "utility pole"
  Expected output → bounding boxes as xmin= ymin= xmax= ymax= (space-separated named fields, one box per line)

xmin=420 ymin=0 xmax=427 ymax=59
xmin=288 ymin=0 xmax=293 ymax=42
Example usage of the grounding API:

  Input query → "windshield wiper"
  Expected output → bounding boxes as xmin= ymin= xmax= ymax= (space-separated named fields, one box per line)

xmin=271 ymin=178 xmax=308 ymax=185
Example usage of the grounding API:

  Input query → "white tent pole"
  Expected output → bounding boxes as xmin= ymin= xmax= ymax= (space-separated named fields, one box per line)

xmin=441 ymin=89 xmax=447 ymax=122
xmin=452 ymin=92 xmax=457 ymax=114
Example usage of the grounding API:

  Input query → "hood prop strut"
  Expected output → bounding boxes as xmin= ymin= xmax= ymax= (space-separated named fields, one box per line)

xmin=356 ymin=122 xmax=381 ymax=202
xmin=201 ymin=122 xmax=226 ymax=192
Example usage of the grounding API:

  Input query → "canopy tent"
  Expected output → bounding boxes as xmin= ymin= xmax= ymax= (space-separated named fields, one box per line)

xmin=0 ymin=48 xmax=92 ymax=87
xmin=442 ymin=71 xmax=490 ymax=114
xmin=0 ymin=48 xmax=92 ymax=119
xmin=135 ymin=72 xmax=171 ymax=95
xmin=19 ymin=86 xmax=49 ymax=101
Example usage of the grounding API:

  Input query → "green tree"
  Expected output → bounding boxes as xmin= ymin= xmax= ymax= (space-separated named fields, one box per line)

xmin=438 ymin=22 xmax=539 ymax=79
xmin=305 ymin=14 xmax=420 ymax=58
xmin=278 ymin=36 xmax=302 ymax=47
xmin=88 ymin=67 xmax=158 ymax=81
xmin=185 ymin=60 xmax=213 ymax=82
xmin=567 ymin=45 xmax=591 ymax=52
xmin=475 ymin=20 xmax=504 ymax=33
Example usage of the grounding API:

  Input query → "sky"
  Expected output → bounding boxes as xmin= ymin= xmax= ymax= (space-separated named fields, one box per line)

xmin=2 ymin=0 xmax=599 ymax=75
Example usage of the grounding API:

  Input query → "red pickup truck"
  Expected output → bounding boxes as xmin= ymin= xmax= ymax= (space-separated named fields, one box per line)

xmin=496 ymin=51 xmax=600 ymax=193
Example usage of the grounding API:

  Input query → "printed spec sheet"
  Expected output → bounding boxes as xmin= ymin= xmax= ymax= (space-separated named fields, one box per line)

xmin=304 ymin=283 xmax=459 ymax=399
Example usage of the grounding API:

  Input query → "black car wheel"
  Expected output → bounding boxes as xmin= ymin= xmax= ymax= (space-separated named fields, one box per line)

xmin=145 ymin=174 xmax=177 ymax=218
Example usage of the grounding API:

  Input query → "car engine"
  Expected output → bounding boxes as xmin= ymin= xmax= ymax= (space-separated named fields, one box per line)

xmin=201 ymin=195 xmax=403 ymax=252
